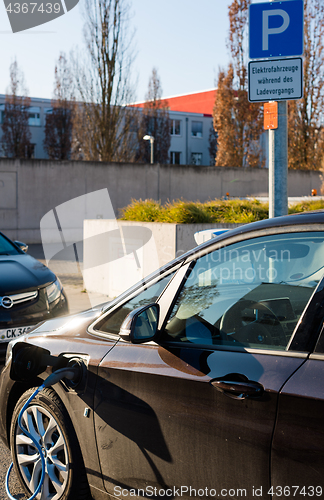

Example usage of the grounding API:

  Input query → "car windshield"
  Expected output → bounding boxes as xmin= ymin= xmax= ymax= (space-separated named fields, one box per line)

xmin=0 ymin=233 xmax=21 ymax=255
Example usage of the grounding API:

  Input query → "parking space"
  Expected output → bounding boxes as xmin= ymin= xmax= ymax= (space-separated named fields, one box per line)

xmin=27 ymin=245 xmax=110 ymax=315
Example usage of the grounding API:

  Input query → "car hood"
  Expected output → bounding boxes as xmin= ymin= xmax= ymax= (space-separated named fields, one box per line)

xmin=6 ymin=307 xmax=104 ymax=357
xmin=6 ymin=305 xmax=113 ymax=371
xmin=0 ymin=254 xmax=56 ymax=294
xmin=22 ymin=306 xmax=104 ymax=336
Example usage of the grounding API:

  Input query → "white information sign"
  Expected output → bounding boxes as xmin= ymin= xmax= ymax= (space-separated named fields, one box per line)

xmin=248 ymin=57 xmax=303 ymax=102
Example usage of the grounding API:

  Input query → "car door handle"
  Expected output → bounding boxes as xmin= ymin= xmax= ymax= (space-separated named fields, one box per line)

xmin=210 ymin=377 xmax=264 ymax=400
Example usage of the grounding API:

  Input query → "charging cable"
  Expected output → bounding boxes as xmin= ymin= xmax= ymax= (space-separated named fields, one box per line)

xmin=5 ymin=367 xmax=81 ymax=500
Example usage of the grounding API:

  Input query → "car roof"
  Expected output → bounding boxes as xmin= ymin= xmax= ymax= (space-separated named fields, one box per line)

xmin=197 ymin=210 xmax=324 ymax=250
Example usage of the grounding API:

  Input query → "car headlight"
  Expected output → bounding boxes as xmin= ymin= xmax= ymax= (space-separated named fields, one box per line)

xmin=46 ymin=278 xmax=63 ymax=304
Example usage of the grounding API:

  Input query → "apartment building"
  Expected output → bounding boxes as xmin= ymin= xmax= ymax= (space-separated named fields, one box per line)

xmin=0 ymin=95 xmax=53 ymax=159
xmin=0 ymin=90 xmax=215 ymax=165
xmin=134 ymin=89 xmax=215 ymax=166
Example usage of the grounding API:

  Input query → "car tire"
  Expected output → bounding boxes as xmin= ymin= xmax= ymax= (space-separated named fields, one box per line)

xmin=10 ymin=387 xmax=91 ymax=500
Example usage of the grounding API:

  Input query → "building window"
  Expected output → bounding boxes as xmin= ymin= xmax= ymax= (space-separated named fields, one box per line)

xmin=44 ymin=107 xmax=53 ymax=115
xmin=28 ymin=107 xmax=41 ymax=126
xmin=191 ymin=153 xmax=202 ymax=165
xmin=170 ymin=119 xmax=181 ymax=136
xmin=170 ymin=152 xmax=181 ymax=165
xmin=0 ymin=141 xmax=6 ymax=156
xmin=0 ymin=104 xmax=4 ymax=124
xmin=0 ymin=104 xmax=41 ymax=126
xmin=25 ymin=144 xmax=35 ymax=158
xmin=192 ymin=121 xmax=203 ymax=137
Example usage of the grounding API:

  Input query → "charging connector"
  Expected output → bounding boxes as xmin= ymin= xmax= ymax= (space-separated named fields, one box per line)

xmin=9 ymin=343 xmax=88 ymax=392
xmin=41 ymin=365 xmax=82 ymax=388
xmin=10 ymin=344 xmax=57 ymax=382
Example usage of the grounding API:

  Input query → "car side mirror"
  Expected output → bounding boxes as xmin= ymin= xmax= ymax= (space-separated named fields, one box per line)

xmin=14 ymin=240 xmax=28 ymax=253
xmin=119 ymin=303 xmax=159 ymax=344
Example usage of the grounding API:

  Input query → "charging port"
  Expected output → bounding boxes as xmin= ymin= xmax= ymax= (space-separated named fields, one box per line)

xmin=65 ymin=357 xmax=87 ymax=389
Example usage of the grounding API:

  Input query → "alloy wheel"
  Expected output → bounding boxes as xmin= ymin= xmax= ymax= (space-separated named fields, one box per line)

xmin=15 ymin=404 xmax=69 ymax=500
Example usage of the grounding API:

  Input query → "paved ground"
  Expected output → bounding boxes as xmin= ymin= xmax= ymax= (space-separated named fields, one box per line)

xmin=28 ymin=244 xmax=111 ymax=315
xmin=0 ymin=446 xmax=27 ymax=499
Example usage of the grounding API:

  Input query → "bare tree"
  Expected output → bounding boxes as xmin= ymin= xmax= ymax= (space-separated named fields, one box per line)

xmin=1 ymin=60 xmax=32 ymax=158
xmin=213 ymin=0 xmax=263 ymax=168
xmin=44 ymin=53 xmax=74 ymax=160
xmin=72 ymin=0 xmax=138 ymax=162
xmin=289 ymin=0 xmax=324 ymax=171
xmin=137 ymin=68 xmax=170 ymax=164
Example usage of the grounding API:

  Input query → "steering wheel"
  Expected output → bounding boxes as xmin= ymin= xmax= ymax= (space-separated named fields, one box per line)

xmin=219 ymin=299 xmax=287 ymax=347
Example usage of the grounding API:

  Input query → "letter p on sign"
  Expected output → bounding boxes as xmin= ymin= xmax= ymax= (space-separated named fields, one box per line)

xmin=249 ymin=0 xmax=303 ymax=59
xmin=262 ymin=10 xmax=290 ymax=51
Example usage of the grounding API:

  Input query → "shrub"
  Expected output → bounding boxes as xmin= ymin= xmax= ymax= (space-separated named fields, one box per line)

xmin=120 ymin=198 xmax=324 ymax=224
xmin=120 ymin=198 xmax=269 ymax=223
xmin=289 ymin=200 xmax=324 ymax=214
xmin=161 ymin=200 xmax=213 ymax=224
xmin=120 ymin=199 xmax=163 ymax=222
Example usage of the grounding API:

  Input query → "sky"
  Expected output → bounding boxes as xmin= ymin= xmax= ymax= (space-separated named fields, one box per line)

xmin=0 ymin=0 xmax=263 ymax=102
xmin=0 ymin=0 xmax=237 ymax=101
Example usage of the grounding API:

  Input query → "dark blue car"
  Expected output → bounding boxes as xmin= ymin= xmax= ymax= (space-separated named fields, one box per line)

xmin=0 ymin=231 xmax=68 ymax=359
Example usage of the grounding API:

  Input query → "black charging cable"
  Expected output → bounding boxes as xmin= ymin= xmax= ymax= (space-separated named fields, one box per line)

xmin=5 ymin=365 xmax=81 ymax=500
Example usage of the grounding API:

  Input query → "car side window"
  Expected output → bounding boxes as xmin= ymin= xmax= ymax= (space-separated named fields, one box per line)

xmin=162 ymin=232 xmax=324 ymax=350
xmin=95 ymin=272 xmax=175 ymax=335
xmin=0 ymin=233 xmax=20 ymax=255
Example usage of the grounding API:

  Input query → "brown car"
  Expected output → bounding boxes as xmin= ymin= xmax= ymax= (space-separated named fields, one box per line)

xmin=0 ymin=211 xmax=324 ymax=500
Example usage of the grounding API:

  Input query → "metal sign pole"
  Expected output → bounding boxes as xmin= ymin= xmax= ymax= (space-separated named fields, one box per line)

xmin=268 ymin=127 xmax=275 ymax=218
xmin=269 ymin=101 xmax=288 ymax=218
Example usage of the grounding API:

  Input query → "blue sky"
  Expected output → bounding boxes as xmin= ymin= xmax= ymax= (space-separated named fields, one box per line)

xmin=0 ymin=0 xmax=262 ymax=101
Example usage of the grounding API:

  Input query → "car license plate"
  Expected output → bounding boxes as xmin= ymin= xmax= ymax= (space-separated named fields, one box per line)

xmin=0 ymin=326 xmax=35 ymax=342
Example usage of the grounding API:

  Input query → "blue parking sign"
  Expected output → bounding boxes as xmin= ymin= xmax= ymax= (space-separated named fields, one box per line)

xmin=249 ymin=0 xmax=304 ymax=59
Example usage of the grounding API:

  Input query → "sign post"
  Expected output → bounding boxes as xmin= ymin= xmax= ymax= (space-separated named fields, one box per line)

xmin=249 ymin=0 xmax=304 ymax=218
xmin=268 ymin=101 xmax=288 ymax=218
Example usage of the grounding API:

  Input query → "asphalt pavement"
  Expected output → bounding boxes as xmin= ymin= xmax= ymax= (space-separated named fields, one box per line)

xmin=28 ymin=244 xmax=111 ymax=314
xmin=0 ymin=448 xmax=27 ymax=499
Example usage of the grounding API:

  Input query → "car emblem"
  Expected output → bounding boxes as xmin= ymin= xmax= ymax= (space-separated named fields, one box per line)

xmin=1 ymin=296 xmax=13 ymax=309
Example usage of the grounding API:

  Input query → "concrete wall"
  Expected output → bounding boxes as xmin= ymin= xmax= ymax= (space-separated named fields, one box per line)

xmin=0 ymin=158 xmax=322 ymax=244
xmin=83 ymin=220 xmax=242 ymax=298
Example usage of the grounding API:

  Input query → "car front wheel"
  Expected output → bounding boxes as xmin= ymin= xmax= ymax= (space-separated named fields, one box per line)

xmin=10 ymin=387 xmax=90 ymax=500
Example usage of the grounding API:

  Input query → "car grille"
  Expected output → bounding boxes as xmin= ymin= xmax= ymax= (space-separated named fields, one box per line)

xmin=0 ymin=291 xmax=38 ymax=309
